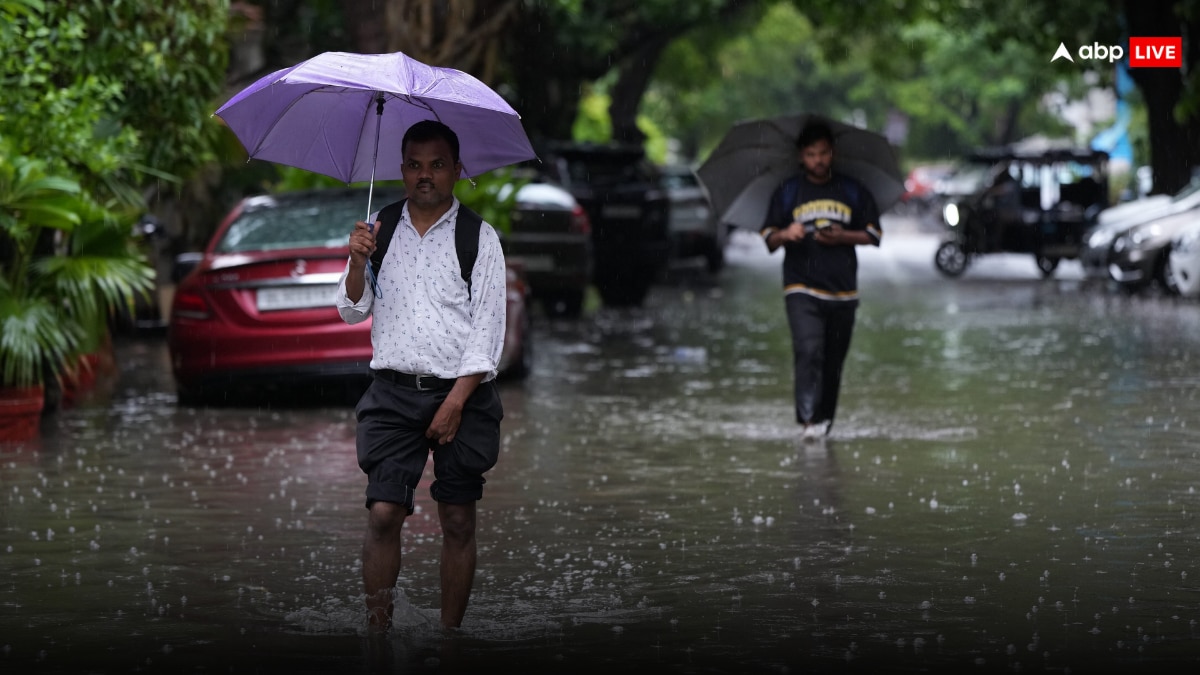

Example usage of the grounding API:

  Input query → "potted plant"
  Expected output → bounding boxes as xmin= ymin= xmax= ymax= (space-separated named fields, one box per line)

xmin=0 ymin=151 xmax=154 ymax=441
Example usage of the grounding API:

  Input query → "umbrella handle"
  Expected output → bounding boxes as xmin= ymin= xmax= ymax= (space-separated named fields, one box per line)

xmin=363 ymin=94 xmax=385 ymax=299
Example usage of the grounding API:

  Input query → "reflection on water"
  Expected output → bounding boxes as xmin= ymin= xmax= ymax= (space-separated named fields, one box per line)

xmin=4 ymin=230 xmax=1200 ymax=673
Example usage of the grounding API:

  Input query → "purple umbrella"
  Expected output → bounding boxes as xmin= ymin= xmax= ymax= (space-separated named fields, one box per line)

xmin=217 ymin=51 xmax=535 ymax=184
xmin=216 ymin=50 xmax=537 ymax=294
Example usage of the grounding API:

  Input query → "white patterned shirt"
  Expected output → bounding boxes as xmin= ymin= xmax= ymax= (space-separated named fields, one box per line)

xmin=334 ymin=198 xmax=506 ymax=381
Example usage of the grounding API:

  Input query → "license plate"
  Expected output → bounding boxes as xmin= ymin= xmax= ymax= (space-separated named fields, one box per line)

xmin=602 ymin=204 xmax=641 ymax=219
xmin=510 ymin=255 xmax=555 ymax=272
xmin=256 ymin=284 xmax=338 ymax=311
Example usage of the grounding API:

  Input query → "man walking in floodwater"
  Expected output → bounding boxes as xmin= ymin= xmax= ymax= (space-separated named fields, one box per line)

xmin=760 ymin=120 xmax=881 ymax=441
xmin=335 ymin=120 xmax=506 ymax=631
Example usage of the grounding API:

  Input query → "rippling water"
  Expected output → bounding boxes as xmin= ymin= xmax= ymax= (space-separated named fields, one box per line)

xmin=4 ymin=227 xmax=1200 ymax=673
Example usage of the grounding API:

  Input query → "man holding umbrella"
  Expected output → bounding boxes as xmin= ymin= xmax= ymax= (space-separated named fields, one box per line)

xmin=336 ymin=120 xmax=507 ymax=630
xmin=761 ymin=120 xmax=881 ymax=441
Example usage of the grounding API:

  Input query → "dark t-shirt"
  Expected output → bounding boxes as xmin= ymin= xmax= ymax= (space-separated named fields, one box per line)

xmin=761 ymin=173 xmax=881 ymax=301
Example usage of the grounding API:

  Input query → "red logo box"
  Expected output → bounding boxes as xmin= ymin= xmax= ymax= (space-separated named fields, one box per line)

xmin=1129 ymin=36 xmax=1182 ymax=68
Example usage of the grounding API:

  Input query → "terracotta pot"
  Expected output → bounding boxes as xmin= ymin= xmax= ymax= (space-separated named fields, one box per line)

xmin=60 ymin=353 xmax=100 ymax=406
xmin=0 ymin=385 xmax=45 ymax=443
xmin=60 ymin=333 xmax=116 ymax=407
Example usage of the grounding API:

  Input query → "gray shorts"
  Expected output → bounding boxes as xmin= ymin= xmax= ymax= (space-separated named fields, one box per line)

xmin=355 ymin=376 xmax=502 ymax=514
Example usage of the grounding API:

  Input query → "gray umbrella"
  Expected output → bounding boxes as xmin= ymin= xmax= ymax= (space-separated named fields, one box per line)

xmin=697 ymin=114 xmax=904 ymax=231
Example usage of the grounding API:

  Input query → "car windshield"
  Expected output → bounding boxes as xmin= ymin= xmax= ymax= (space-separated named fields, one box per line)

xmin=214 ymin=194 xmax=376 ymax=253
xmin=1171 ymin=174 xmax=1200 ymax=202
xmin=562 ymin=155 xmax=652 ymax=186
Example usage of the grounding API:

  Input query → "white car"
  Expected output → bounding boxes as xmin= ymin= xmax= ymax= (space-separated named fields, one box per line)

xmin=1081 ymin=173 xmax=1200 ymax=279
xmin=1167 ymin=217 xmax=1200 ymax=297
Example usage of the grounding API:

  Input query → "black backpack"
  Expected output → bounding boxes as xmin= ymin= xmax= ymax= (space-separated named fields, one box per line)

xmin=369 ymin=199 xmax=484 ymax=300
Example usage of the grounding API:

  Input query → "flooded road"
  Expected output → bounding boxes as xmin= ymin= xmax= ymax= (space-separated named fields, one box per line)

xmin=5 ymin=223 xmax=1200 ymax=674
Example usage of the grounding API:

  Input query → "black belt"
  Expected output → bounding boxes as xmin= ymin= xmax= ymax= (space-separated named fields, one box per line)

xmin=373 ymin=369 xmax=456 ymax=391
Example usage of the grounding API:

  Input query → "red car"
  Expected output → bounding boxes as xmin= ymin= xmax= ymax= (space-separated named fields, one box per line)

xmin=168 ymin=187 xmax=531 ymax=406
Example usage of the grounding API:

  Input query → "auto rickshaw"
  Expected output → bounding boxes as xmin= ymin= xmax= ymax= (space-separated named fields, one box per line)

xmin=933 ymin=145 xmax=1110 ymax=278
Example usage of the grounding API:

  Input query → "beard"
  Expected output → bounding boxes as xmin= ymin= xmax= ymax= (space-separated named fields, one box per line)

xmin=805 ymin=164 xmax=832 ymax=181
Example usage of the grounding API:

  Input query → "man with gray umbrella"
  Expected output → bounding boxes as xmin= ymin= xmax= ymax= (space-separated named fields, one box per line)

xmin=760 ymin=120 xmax=881 ymax=441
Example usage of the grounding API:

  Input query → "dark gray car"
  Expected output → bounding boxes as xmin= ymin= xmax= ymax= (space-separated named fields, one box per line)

xmin=504 ymin=179 xmax=593 ymax=318
xmin=536 ymin=142 xmax=671 ymax=308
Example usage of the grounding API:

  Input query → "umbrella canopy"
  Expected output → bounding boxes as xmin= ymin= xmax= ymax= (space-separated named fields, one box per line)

xmin=215 ymin=51 xmax=536 ymax=182
xmin=697 ymin=114 xmax=904 ymax=231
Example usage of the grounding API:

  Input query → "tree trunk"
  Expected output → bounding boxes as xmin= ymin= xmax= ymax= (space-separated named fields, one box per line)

xmin=993 ymin=99 xmax=1022 ymax=146
xmin=338 ymin=0 xmax=518 ymax=81
xmin=504 ymin=4 xmax=604 ymax=144
xmin=340 ymin=0 xmax=387 ymax=54
xmin=608 ymin=33 xmax=672 ymax=144
xmin=1122 ymin=0 xmax=1200 ymax=194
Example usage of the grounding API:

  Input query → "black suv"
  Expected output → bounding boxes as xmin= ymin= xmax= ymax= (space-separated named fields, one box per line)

xmin=536 ymin=142 xmax=670 ymax=307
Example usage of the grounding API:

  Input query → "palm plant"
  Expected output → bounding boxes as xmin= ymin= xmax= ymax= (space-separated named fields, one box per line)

xmin=0 ymin=151 xmax=154 ymax=389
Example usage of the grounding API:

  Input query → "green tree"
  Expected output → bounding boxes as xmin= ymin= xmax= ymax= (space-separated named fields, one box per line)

xmin=645 ymin=4 xmax=882 ymax=162
xmin=1 ymin=1 xmax=228 ymax=204
xmin=801 ymin=0 xmax=1198 ymax=193
xmin=0 ymin=0 xmax=220 ymax=394
xmin=503 ymin=0 xmax=768 ymax=144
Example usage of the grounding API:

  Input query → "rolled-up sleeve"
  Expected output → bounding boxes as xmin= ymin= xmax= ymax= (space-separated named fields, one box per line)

xmin=334 ymin=259 xmax=373 ymax=324
xmin=456 ymin=226 xmax=507 ymax=379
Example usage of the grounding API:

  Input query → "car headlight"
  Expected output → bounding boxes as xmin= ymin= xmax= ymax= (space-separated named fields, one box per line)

xmin=1088 ymin=228 xmax=1114 ymax=248
xmin=943 ymin=203 xmax=960 ymax=227
xmin=1112 ymin=233 xmax=1129 ymax=253
xmin=1129 ymin=224 xmax=1161 ymax=247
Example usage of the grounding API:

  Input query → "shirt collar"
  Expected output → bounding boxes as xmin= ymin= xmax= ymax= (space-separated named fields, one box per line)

xmin=401 ymin=197 xmax=461 ymax=232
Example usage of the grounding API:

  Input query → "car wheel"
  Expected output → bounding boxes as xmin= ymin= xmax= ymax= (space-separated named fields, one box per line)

xmin=705 ymin=244 xmax=725 ymax=275
xmin=176 ymin=384 xmax=211 ymax=407
xmin=934 ymin=241 xmax=969 ymax=277
xmin=1035 ymin=255 xmax=1059 ymax=278
xmin=504 ymin=312 xmax=533 ymax=380
xmin=594 ymin=266 xmax=652 ymax=307
xmin=1158 ymin=250 xmax=1180 ymax=295
xmin=541 ymin=291 xmax=584 ymax=319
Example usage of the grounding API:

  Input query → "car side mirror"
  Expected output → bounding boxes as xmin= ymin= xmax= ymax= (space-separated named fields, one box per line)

xmin=172 ymin=252 xmax=204 ymax=283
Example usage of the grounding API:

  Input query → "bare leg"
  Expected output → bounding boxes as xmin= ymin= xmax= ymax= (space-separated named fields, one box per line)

xmin=362 ymin=501 xmax=407 ymax=631
xmin=438 ymin=501 xmax=477 ymax=629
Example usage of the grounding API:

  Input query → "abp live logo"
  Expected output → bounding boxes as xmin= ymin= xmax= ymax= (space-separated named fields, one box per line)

xmin=1051 ymin=36 xmax=1182 ymax=68
xmin=1129 ymin=37 xmax=1182 ymax=67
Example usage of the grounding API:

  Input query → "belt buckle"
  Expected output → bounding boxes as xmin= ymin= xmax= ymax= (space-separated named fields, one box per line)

xmin=414 ymin=374 xmax=431 ymax=391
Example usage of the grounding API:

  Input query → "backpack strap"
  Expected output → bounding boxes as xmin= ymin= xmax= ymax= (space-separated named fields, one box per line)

xmin=454 ymin=205 xmax=483 ymax=301
xmin=369 ymin=198 xmax=407 ymax=287
xmin=368 ymin=198 xmax=485 ymax=301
